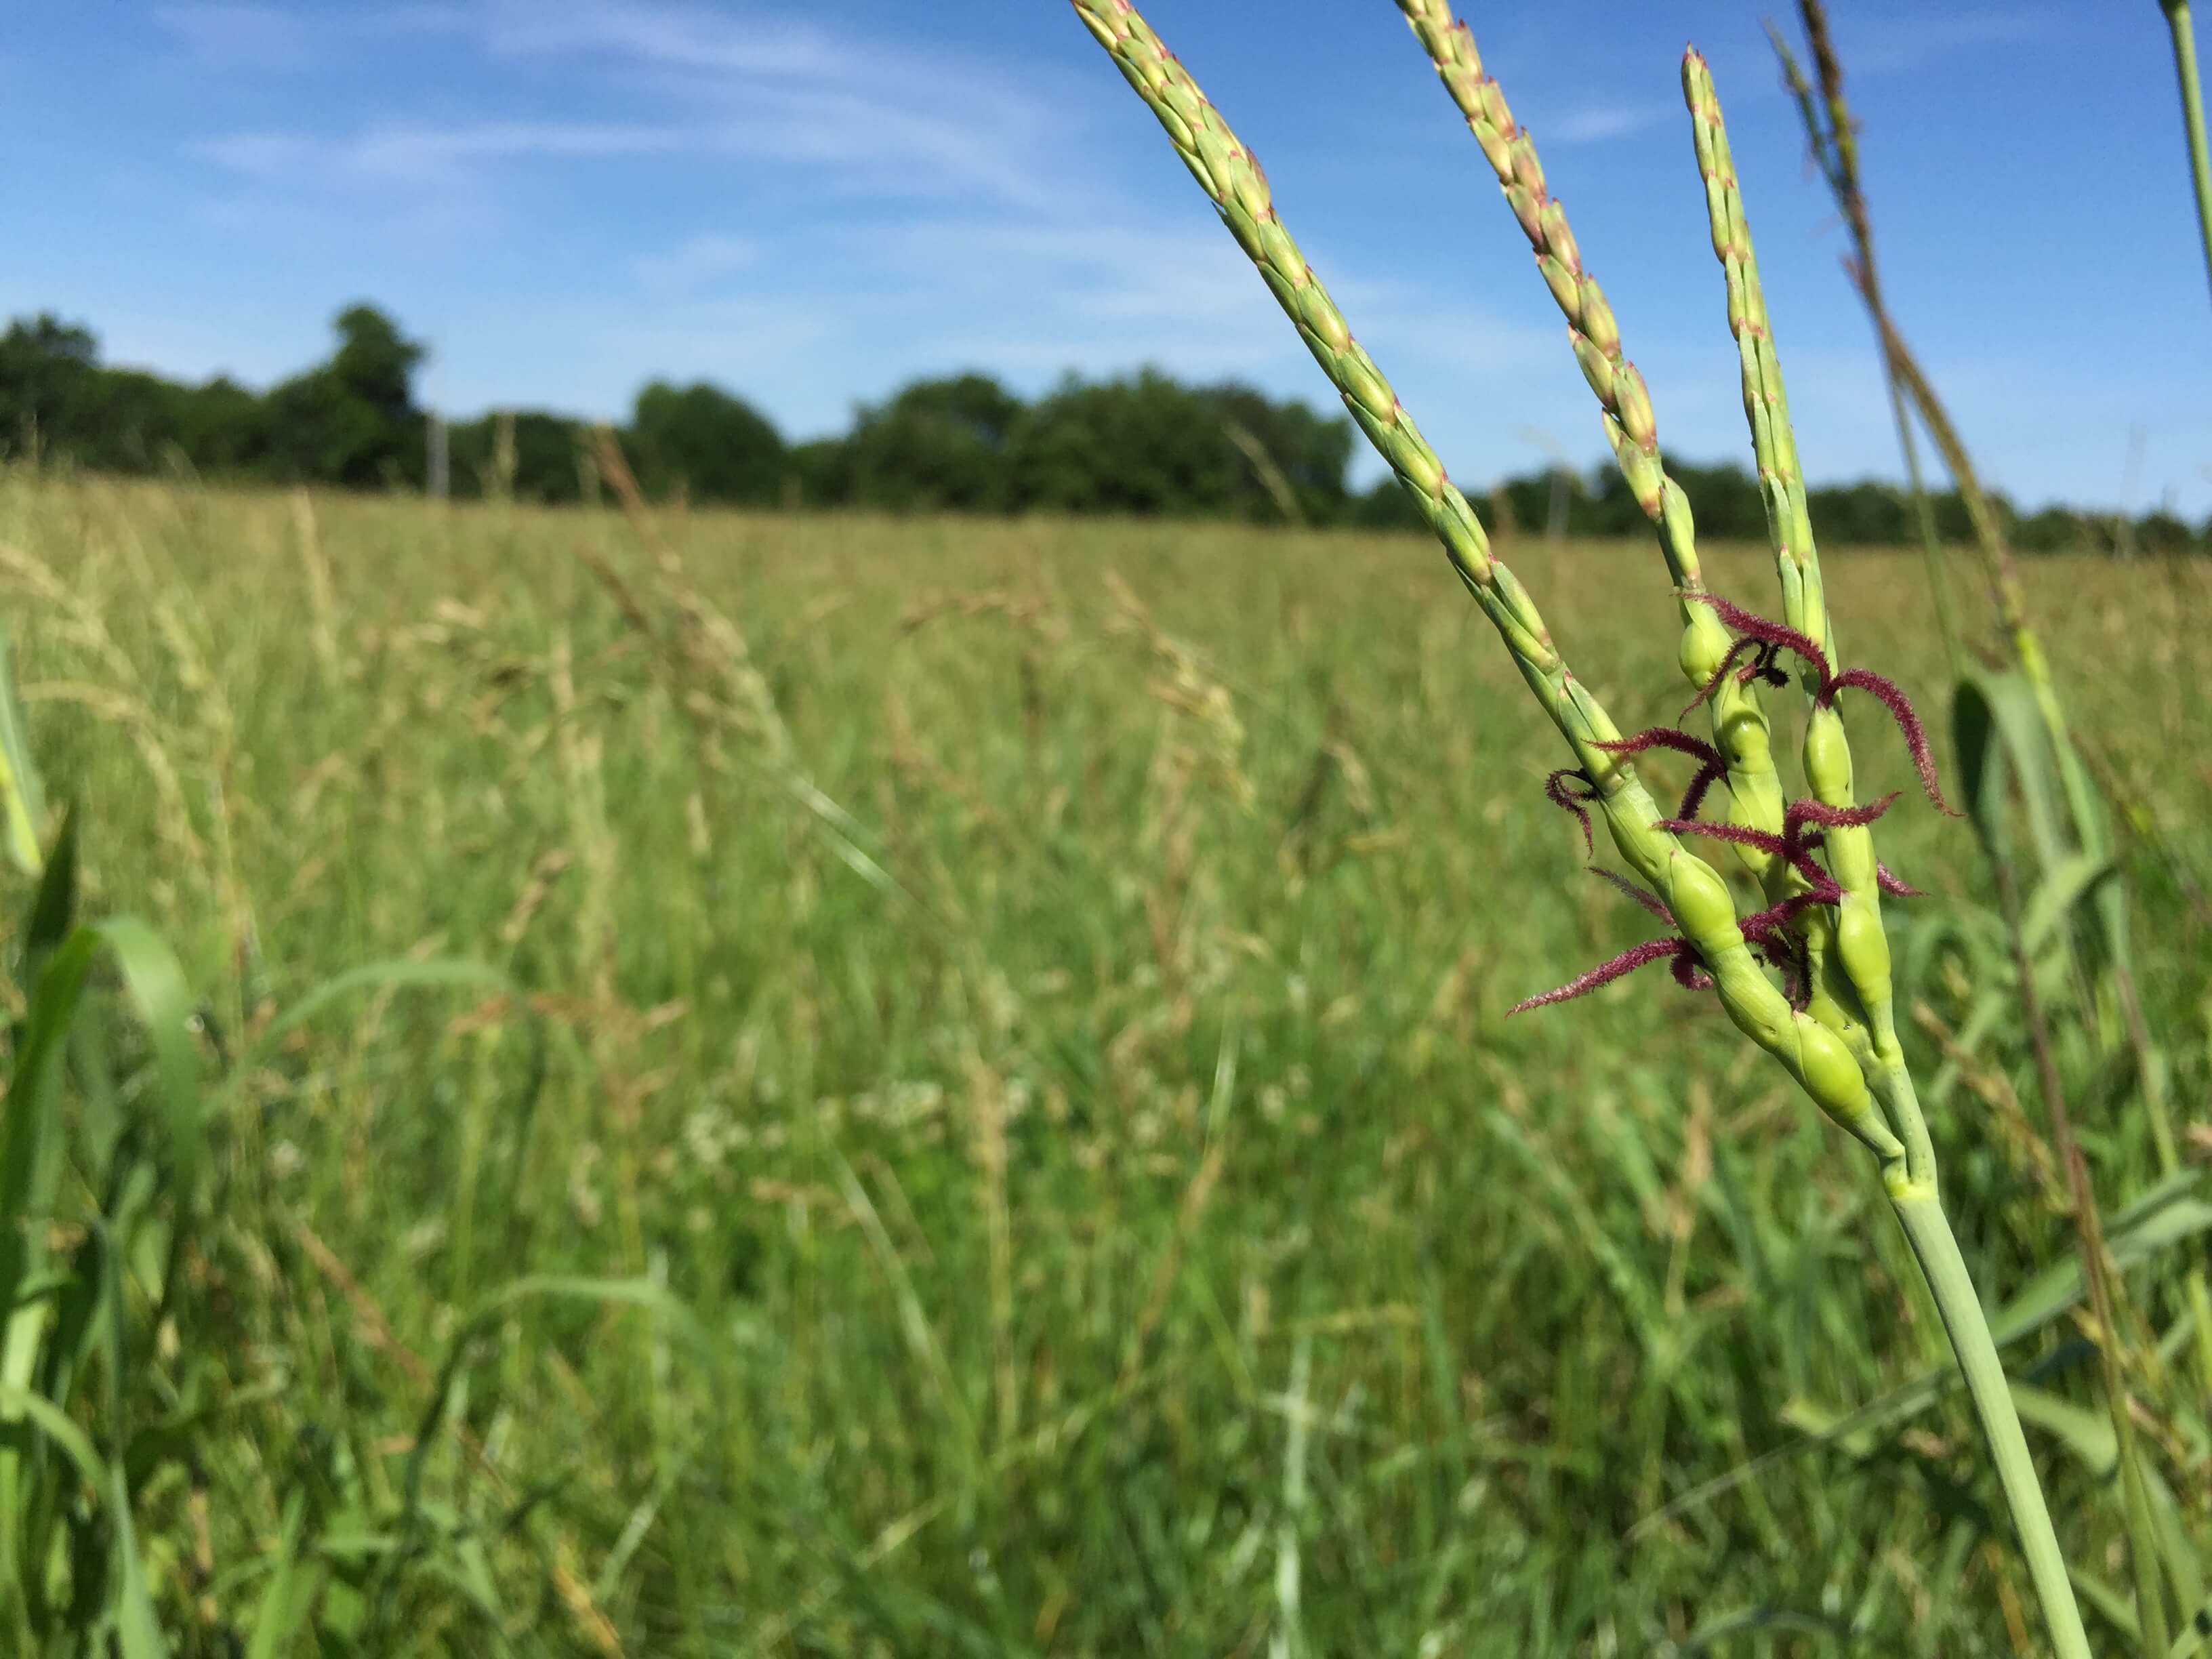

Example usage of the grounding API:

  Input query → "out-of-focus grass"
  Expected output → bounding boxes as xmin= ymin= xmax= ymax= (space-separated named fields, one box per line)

xmin=5 ymin=470 xmax=2209 ymax=1654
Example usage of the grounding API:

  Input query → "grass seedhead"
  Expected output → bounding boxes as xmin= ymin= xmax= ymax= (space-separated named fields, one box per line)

xmin=1656 ymin=794 xmax=1922 ymax=914
xmin=1513 ymin=864 xmax=1821 ymax=1015
xmin=1679 ymin=591 xmax=1954 ymax=815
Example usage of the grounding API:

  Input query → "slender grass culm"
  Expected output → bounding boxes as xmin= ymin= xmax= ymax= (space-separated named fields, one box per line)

xmin=1067 ymin=3 xmax=2092 ymax=1652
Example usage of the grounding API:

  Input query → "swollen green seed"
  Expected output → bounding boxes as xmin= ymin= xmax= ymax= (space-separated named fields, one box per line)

xmin=1511 ymin=139 xmax=1544 ymax=200
xmin=1301 ymin=286 xmax=1350 ymax=352
xmin=1713 ymin=955 xmax=1790 ymax=1048
xmin=1836 ymin=897 xmax=1891 ymax=1000
xmin=1803 ymin=706 xmax=1853 ymax=801
xmin=1679 ymin=609 xmax=1731 ymax=687
xmin=1664 ymin=851 xmax=1737 ymax=951
xmin=1795 ymin=1017 xmax=1875 ymax=1128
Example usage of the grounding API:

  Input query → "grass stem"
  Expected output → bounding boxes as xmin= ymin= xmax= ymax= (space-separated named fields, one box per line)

xmin=1889 ymin=1191 xmax=2092 ymax=1659
xmin=2162 ymin=1 xmax=2212 ymax=306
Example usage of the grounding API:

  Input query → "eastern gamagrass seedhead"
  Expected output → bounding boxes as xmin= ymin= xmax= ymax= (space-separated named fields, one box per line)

xmin=1069 ymin=3 xmax=2094 ymax=1652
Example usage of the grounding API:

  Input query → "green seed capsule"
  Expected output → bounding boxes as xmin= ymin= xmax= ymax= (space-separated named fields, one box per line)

xmin=1836 ymin=893 xmax=1891 ymax=1004
xmin=1663 ymin=851 xmax=1737 ymax=951
xmin=1679 ymin=610 xmax=1731 ymax=687
xmin=1505 ymin=183 xmax=1543 ymax=245
xmin=1794 ymin=1016 xmax=1875 ymax=1128
xmin=1713 ymin=954 xmax=1790 ymax=1049
xmin=1803 ymin=706 xmax=1853 ymax=802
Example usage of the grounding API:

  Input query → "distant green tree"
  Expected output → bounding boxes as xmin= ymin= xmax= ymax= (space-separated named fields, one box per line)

xmin=67 ymin=368 xmax=188 ymax=472
xmin=786 ymin=436 xmax=853 ymax=508
xmin=1005 ymin=369 xmax=1354 ymax=522
xmin=629 ymin=380 xmax=785 ymax=505
xmin=170 ymin=377 xmax=268 ymax=472
xmin=1347 ymin=475 xmax=1427 ymax=533
xmin=264 ymin=304 xmax=427 ymax=488
xmin=845 ymin=373 xmax=1021 ymax=512
xmin=2137 ymin=508 xmax=2193 ymax=555
xmin=1663 ymin=459 xmax=1766 ymax=543
xmin=1578 ymin=465 xmax=1652 ymax=538
xmin=0 ymin=302 xmax=2196 ymax=554
xmin=1489 ymin=472 xmax=1555 ymax=537
xmin=2009 ymin=506 xmax=2091 ymax=554
xmin=1205 ymin=382 xmax=1355 ymax=524
xmin=0 ymin=313 xmax=101 ymax=460
xmin=1805 ymin=480 xmax=1910 ymax=546
xmin=446 ymin=411 xmax=588 ymax=503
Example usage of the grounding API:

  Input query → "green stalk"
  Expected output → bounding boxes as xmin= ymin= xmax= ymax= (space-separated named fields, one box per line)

xmin=2161 ymin=1 xmax=2212 ymax=305
xmin=1889 ymin=1186 xmax=2092 ymax=1659
xmin=1677 ymin=41 xmax=2084 ymax=1647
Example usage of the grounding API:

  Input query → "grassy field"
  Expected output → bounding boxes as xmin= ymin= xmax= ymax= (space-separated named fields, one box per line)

xmin=5 ymin=470 xmax=2211 ymax=1654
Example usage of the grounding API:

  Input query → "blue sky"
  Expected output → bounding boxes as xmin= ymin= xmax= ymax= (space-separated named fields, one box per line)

xmin=3 ymin=1 xmax=2206 ymax=514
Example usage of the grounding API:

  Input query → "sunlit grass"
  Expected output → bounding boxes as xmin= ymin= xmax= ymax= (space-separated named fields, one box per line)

xmin=5 ymin=470 xmax=2209 ymax=1653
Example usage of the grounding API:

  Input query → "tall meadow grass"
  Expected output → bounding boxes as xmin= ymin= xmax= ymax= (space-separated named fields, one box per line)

xmin=0 ymin=464 xmax=2208 ymax=1650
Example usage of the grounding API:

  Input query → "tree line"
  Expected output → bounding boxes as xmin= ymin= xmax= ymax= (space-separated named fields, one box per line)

xmin=0 ymin=302 xmax=2196 ymax=554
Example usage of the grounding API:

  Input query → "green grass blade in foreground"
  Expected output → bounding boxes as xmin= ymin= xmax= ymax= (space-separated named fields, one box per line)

xmin=246 ymin=1490 xmax=316 ymax=1659
xmin=400 ymin=1273 xmax=705 ymax=1519
xmin=0 ymin=1386 xmax=169 ymax=1657
xmin=0 ymin=912 xmax=203 ymax=1633
xmin=239 ymin=956 xmax=517 ymax=1069
xmin=2163 ymin=1 xmax=2212 ymax=304
xmin=0 ymin=629 xmax=47 ymax=877
xmin=1634 ymin=1165 xmax=2212 ymax=1534
xmin=19 ymin=800 xmax=78 ymax=994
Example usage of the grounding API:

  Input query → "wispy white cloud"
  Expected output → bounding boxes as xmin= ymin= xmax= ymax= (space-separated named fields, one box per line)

xmin=1544 ymin=104 xmax=1674 ymax=146
xmin=477 ymin=1 xmax=849 ymax=81
xmin=470 ymin=0 xmax=1073 ymax=211
xmin=153 ymin=3 xmax=319 ymax=70
xmin=189 ymin=120 xmax=688 ymax=187
xmin=1841 ymin=8 xmax=2066 ymax=76
xmin=153 ymin=1 xmax=478 ymax=69
xmin=630 ymin=232 xmax=760 ymax=293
